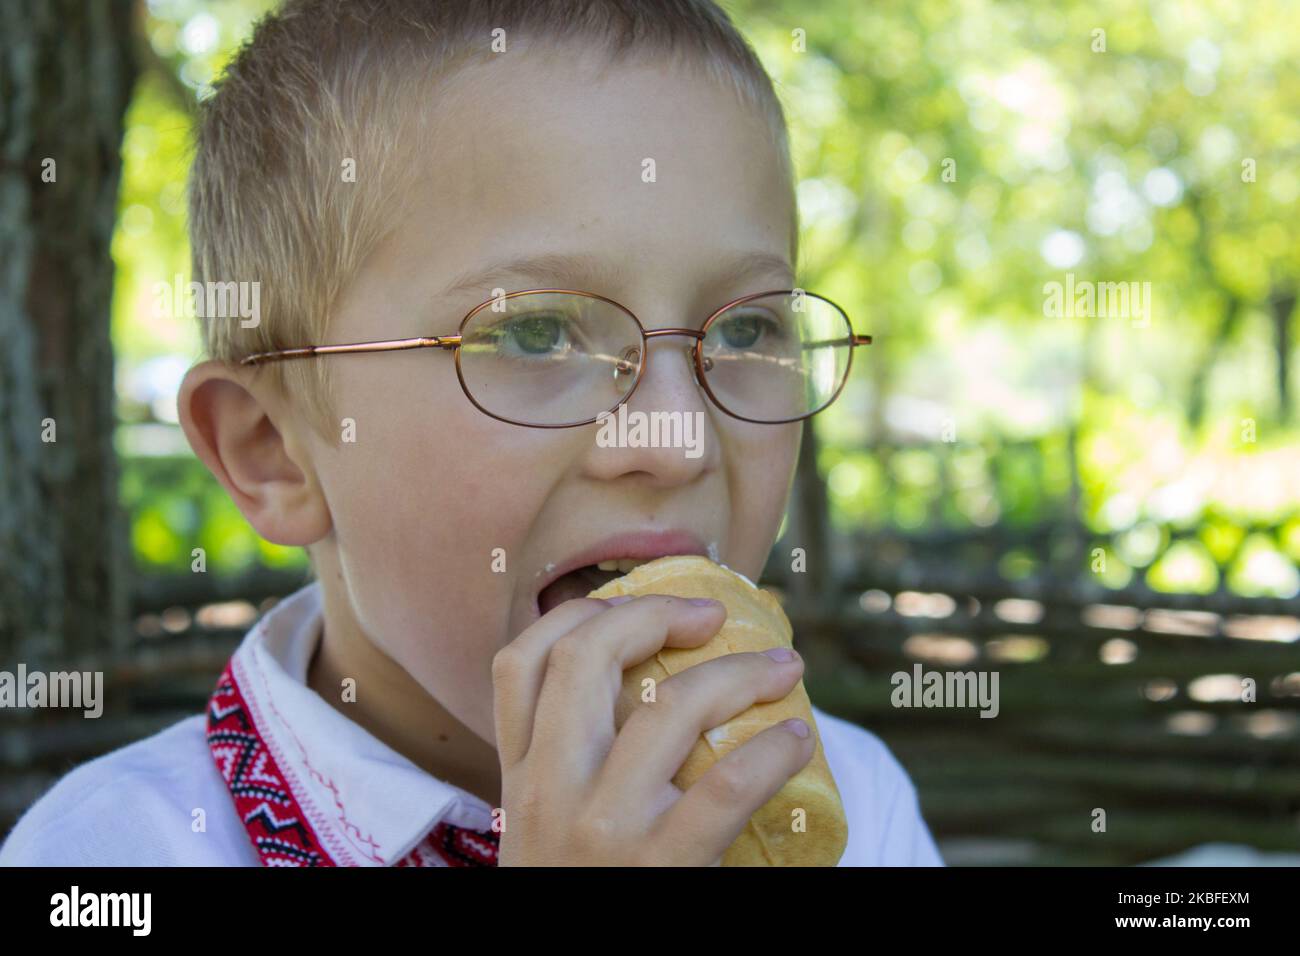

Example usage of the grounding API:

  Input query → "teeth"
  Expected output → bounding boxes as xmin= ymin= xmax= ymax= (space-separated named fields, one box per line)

xmin=595 ymin=558 xmax=650 ymax=573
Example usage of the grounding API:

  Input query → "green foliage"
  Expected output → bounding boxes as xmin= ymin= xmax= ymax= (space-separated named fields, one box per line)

xmin=121 ymin=454 xmax=307 ymax=575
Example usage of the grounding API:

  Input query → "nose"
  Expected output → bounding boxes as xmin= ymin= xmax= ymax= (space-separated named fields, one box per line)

xmin=585 ymin=326 xmax=719 ymax=485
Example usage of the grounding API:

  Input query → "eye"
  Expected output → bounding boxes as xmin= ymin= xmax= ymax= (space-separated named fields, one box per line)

xmin=492 ymin=312 xmax=572 ymax=356
xmin=714 ymin=309 xmax=785 ymax=349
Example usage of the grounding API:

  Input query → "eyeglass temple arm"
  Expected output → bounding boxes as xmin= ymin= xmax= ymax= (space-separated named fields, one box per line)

xmin=240 ymin=335 xmax=462 ymax=367
xmin=799 ymin=334 xmax=872 ymax=349
xmin=241 ymin=328 xmax=871 ymax=366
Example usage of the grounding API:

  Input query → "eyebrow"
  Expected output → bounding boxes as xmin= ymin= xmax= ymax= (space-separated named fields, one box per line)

xmin=438 ymin=249 xmax=796 ymax=301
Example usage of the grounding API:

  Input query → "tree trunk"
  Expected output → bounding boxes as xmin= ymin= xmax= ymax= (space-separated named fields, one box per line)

xmin=787 ymin=417 xmax=833 ymax=613
xmin=1270 ymin=286 xmax=1295 ymax=423
xmin=0 ymin=1 xmax=137 ymax=668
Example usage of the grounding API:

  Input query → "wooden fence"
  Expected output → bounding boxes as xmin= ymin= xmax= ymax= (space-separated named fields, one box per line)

xmin=765 ymin=520 xmax=1300 ymax=865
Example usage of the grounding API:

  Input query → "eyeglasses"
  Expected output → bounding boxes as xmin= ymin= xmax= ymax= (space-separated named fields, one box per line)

xmin=240 ymin=288 xmax=872 ymax=427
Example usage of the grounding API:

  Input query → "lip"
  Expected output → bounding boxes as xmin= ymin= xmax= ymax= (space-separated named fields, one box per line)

xmin=530 ymin=529 xmax=712 ymax=622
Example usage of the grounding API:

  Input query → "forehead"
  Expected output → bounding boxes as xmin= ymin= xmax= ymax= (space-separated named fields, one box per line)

xmin=363 ymin=45 xmax=795 ymax=307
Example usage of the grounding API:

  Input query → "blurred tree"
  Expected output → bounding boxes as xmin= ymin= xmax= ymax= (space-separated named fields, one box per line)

xmin=0 ymin=1 xmax=137 ymax=664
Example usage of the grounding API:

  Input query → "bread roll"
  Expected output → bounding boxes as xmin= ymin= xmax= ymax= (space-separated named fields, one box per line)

xmin=587 ymin=555 xmax=847 ymax=866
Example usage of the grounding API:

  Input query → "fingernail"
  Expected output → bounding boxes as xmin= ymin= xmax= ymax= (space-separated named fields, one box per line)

xmin=763 ymin=647 xmax=796 ymax=663
xmin=687 ymin=598 xmax=720 ymax=607
xmin=603 ymin=596 xmax=635 ymax=605
xmin=783 ymin=718 xmax=809 ymax=738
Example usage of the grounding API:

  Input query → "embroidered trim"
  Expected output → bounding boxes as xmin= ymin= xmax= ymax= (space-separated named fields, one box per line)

xmin=243 ymin=648 xmax=380 ymax=864
xmin=395 ymin=821 xmax=500 ymax=867
xmin=207 ymin=661 xmax=499 ymax=867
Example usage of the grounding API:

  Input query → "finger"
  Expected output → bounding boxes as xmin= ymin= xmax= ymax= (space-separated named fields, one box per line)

xmin=593 ymin=647 xmax=804 ymax=820
xmin=592 ymin=647 xmax=795 ymax=816
xmin=651 ymin=718 xmax=815 ymax=866
xmin=528 ymin=595 xmax=725 ymax=783
xmin=493 ymin=598 xmax=613 ymax=768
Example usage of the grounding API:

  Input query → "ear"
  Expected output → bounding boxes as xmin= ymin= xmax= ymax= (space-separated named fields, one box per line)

xmin=177 ymin=359 xmax=331 ymax=547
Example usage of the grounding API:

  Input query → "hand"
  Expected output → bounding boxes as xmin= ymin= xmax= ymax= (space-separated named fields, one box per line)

xmin=492 ymin=594 xmax=813 ymax=865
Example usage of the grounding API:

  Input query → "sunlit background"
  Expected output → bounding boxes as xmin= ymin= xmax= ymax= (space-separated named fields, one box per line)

xmin=95 ymin=0 xmax=1300 ymax=864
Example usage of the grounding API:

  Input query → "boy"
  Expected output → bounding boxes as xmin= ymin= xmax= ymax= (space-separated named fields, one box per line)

xmin=1 ymin=0 xmax=942 ymax=866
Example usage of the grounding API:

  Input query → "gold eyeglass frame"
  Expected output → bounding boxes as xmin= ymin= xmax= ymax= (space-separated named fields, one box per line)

xmin=239 ymin=288 xmax=872 ymax=428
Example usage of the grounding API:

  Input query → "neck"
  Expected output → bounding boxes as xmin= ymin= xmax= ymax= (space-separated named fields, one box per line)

xmin=305 ymin=588 xmax=503 ymax=810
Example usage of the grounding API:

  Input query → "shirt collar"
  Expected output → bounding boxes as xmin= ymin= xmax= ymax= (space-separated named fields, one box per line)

xmin=213 ymin=580 xmax=497 ymax=866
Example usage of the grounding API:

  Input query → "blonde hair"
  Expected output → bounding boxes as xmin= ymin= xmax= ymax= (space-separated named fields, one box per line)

xmin=190 ymin=0 xmax=796 ymax=439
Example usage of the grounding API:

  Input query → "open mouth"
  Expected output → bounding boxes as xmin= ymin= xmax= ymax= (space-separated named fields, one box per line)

xmin=537 ymin=557 xmax=655 ymax=616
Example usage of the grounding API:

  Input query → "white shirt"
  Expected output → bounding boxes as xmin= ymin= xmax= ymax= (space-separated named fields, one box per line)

xmin=0 ymin=582 xmax=944 ymax=867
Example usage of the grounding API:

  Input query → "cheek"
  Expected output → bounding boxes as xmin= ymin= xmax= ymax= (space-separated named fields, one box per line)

xmin=725 ymin=421 xmax=800 ymax=506
xmin=717 ymin=421 xmax=800 ymax=571
xmin=316 ymin=371 xmax=452 ymax=565
xmin=315 ymin=366 xmax=565 ymax=663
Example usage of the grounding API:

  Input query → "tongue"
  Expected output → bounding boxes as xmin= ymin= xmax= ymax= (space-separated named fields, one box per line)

xmin=539 ymin=565 xmax=623 ymax=615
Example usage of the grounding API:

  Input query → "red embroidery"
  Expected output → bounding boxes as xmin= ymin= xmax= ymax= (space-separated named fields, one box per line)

xmin=207 ymin=662 xmax=499 ymax=867
xmin=252 ymin=656 xmax=384 ymax=863
xmin=396 ymin=821 xmax=501 ymax=867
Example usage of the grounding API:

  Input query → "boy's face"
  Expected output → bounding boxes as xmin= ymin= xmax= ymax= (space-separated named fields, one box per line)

xmin=255 ymin=48 xmax=799 ymax=742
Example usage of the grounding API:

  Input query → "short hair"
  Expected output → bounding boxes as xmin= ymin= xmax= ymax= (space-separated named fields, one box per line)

xmin=189 ymin=0 xmax=797 ymax=439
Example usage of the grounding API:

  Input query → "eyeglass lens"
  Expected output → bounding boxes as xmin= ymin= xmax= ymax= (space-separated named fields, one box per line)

xmin=456 ymin=292 xmax=854 ymax=426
